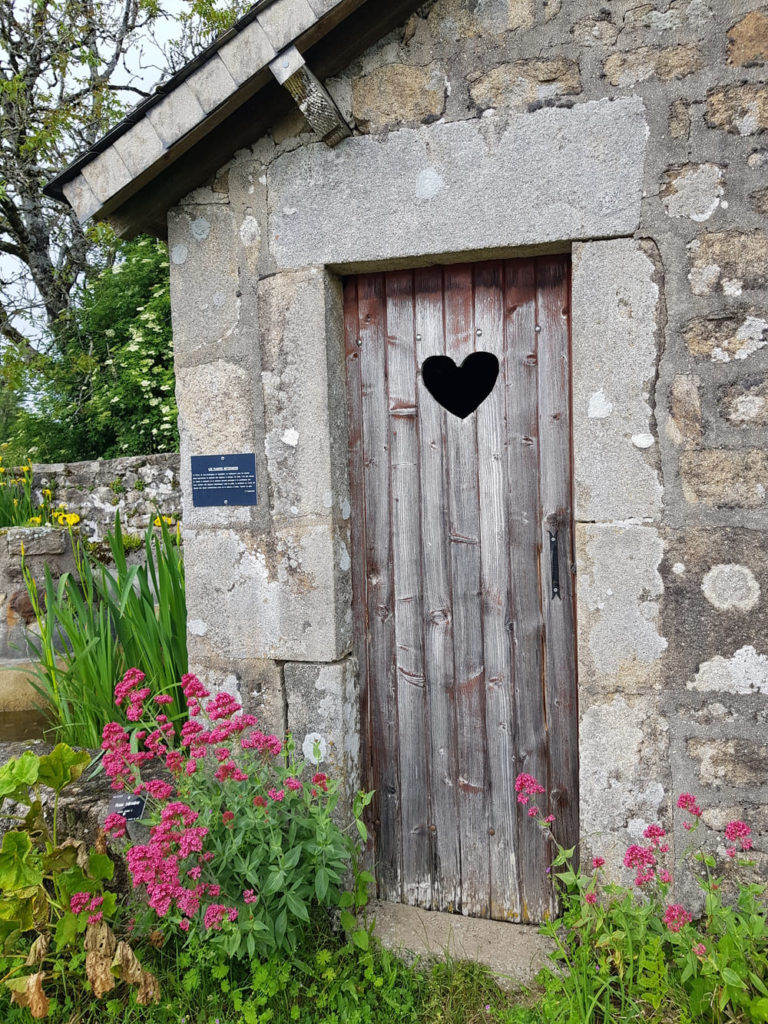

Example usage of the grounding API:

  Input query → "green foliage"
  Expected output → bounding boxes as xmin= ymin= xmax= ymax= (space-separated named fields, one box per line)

xmin=0 ymin=745 xmax=107 ymax=965
xmin=7 ymin=238 xmax=179 ymax=464
xmin=0 ymin=459 xmax=53 ymax=528
xmin=516 ymin=777 xmax=768 ymax=1024
xmin=22 ymin=513 xmax=186 ymax=747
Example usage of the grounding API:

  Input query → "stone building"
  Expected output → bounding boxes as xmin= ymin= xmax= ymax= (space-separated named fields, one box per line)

xmin=47 ymin=0 xmax=768 ymax=927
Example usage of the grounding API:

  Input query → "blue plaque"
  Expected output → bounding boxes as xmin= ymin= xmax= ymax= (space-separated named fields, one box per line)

xmin=191 ymin=453 xmax=258 ymax=507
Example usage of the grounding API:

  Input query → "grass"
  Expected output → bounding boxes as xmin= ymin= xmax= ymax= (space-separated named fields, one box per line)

xmin=1 ymin=926 xmax=542 ymax=1024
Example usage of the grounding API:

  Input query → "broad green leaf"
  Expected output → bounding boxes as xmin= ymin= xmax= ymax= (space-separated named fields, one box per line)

xmin=88 ymin=853 xmax=114 ymax=881
xmin=0 ymin=751 xmax=39 ymax=799
xmin=315 ymin=868 xmax=329 ymax=901
xmin=275 ymin=909 xmax=287 ymax=948
xmin=340 ymin=911 xmax=356 ymax=932
xmin=338 ymin=892 xmax=354 ymax=909
xmin=0 ymin=832 xmax=43 ymax=892
xmin=722 ymin=967 xmax=747 ymax=989
xmin=37 ymin=745 xmax=90 ymax=793
xmin=42 ymin=846 xmax=78 ymax=874
xmin=750 ymin=997 xmax=768 ymax=1023
xmin=55 ymin=912 xmax=78 ymax=950
xmin=0 ymin=895 xmax=34 ymax=933
xmin=285 ymin=892 xmax=309 ymax=922
xmin=352 ymin=929 xmax=369 ymax=951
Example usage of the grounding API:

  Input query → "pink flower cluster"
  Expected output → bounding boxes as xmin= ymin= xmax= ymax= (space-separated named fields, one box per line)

xmin=677 ymin=793 xmax=702 ymax=830
xmin=514 ymin=773 xmax=545 ymax=806
xmin=70 ymin=892 xmax=104 ymax=925
xmin=622 ymin=825 xmax=671 ymax=887
xmin=101 ymin=668 xmax=311 ymax=935
xmin=104 ymin=812 xmax=128 ymax=839
xmin=724 ymin=819 xmax=752 ymax=858
xmin=664 ymin=904 xmax=692 ymax=933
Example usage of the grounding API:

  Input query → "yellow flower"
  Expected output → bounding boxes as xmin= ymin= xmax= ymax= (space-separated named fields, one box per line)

xmin=60 ymin=513 xmax=80 ymax=527
xmin=28 ymin=516 xmax=41 ymax=525
xmin=20 ymin=541 xmax=24 ymax=557
xmin=20 ymin=465 xmax=30 ymax=472
xmin=154 ymin=515 xmax=176 ymax=527
xmin=13 ymin=499 xmax=18 ymax=506
xmin=42 ymin=489 xmax=52 ymax=500
xmin=0 ymin=467 xmax=6 ymax=474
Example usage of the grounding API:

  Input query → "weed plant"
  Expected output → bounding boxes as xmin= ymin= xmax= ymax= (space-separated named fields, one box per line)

xmin=516 ymin=773 xmax=768 ymax=1024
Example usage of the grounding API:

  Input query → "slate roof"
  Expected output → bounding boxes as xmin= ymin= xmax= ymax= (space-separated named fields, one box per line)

xmin=45 ymin=0 xmax=423 ymax=238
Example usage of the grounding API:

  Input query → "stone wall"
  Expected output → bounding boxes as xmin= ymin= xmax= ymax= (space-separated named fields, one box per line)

xmin=31 ymin=453 xmax=181 ymax=543
xmin=165 ymin=0 xmax=768 ymax=890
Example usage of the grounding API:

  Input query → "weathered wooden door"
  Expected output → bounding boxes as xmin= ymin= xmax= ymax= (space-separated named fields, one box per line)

xmin=343 ymin=257 xmax=577 ymax=923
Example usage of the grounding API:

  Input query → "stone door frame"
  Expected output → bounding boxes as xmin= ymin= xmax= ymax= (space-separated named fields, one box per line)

xmin=171 ymin=95 xmax=667 ymax=874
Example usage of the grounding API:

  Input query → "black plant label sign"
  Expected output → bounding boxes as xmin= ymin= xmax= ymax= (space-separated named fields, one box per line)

xmin=421 ymin=352 xmax=500 ymax=419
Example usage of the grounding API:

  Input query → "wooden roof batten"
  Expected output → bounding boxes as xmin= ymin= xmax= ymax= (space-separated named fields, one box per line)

xmin=44 ymin=0 xmax=425 ymax=239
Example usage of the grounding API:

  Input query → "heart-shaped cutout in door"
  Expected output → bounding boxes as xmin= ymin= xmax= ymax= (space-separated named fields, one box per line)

xmin=421 ymin=352 xmax=500 ymax=419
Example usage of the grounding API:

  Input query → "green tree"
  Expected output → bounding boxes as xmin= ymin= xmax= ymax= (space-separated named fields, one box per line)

xmin=0 ymin=0 xmax=249 ymax=455
xmin=10 ymin=236 xmax=178 ymax=462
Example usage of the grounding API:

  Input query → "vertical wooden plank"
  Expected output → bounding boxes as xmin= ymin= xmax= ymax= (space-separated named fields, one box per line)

xmin=358 ymin=273 xmax=402 ymax=902
xmin=536 ymin=256 xmax=579 ymax=866
xmin=444 ymin=264 xmax=490 ymax=917
xmin=343 ymin=278 xmax=372 ymax=809
xmin=474 ymin=261 xmax=520 ymax=920
xmin=504 ymin=260 xmax=551 ymax=922
xmin=414 ymin=266 xmax=461 ymax=912
xmin=386 ymin=271 xmax=432 ymax=906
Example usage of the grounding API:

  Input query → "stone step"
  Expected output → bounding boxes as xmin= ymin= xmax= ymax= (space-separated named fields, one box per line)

xmin=369 ymin=899 xmax=553 ymax=989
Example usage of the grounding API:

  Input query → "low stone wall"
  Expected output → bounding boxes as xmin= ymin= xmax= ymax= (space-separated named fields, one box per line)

xmin=32 ymin=453 xmax=181 ymax=543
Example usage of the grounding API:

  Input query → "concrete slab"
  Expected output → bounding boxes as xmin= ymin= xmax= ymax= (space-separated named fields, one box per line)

xmin=369 ymin=900 xmax=553 ymax=988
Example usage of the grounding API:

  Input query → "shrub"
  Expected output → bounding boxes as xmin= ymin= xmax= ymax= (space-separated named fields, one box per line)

xmin=101 ymin=670 xmax=374 ymax=960
xmin=516 ymin=773 xmax=768 ymax=1024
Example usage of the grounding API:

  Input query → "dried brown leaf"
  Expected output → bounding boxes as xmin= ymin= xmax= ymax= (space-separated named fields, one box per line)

xmin=86 ymin=953 xmax=116 ymax=998
xmin=25 ymin=933 xmax=50 ymax=966
xmin=136 ymin=969 xmax=161 ymax=1005
xmin=111 ymin=941 xmax=143 ymax=985
xmin=8 ymin=971 xmax=50 ymax=1018
xmin=93 ymin=830 xmax=108 ymax=856
xmin=84 ymin=920 xmax=118 ymax=998
xmin=84 ymin=919 xmax=116 ymax=956
xmin=148 ymin=929 xmax=165 ymax=948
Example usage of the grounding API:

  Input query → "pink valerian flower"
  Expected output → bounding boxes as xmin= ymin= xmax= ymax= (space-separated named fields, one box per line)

xmin=181 ymin=674 xmax=211 ymax=700
xmin=253 ymin=796 xmax=268 ymax=809
xmin=104 ymin=813 xmax=128 ymax=839
xmin=222 ymin=811 xmax=235 ymax=825
xmin=693 ymin=943 xmax=706 ymax=957
xmin=724 ymin=819 xmax=753 ymax=855
xmin=154 ymin=694 xmax=173 ymax=705
xmin=664 ymin=904 xmax=692 ymax=933
xmin=677 ymin=793 xmax=702 ymax=818
xmin=624 ymin=844 xmax=657 ymax=886
xmin=205 ymin=692 xmax=242 ymax=721
xmin=268 ymin=788 xmax=285 ymax=802
xmin=528 ymin=807 xmax=539 ymax=817
xmin=515 ymin=773 xmax=545 ymax=805
xmin=312 ymin=773 xmax=328 ymax=792
xmin=88 ymin=912 xmax=104 ymax=925
xmin=115 ymin=668 xmax=146 ymax=706
xmin=592 ymin=857 xmax=605 ymax=869
xmin=141 ymin=780 xmax=175 ymax=801
xmin=240 ymin=731 xmax=282 ymax=756
xmin=70 ymin=892 xmax=91 ymax=914
xmin=243 ymin=889 xmax=258 ymax=904
xmin=179 ymin=918 xmax=190 ymax=931
xmin=543 ymin=815 xmax=555 ymax=824
xmin=286 ymin=777 xmax=302 ymax=791
xmin=165 ymin=750 xmax=184 ymax=774
xmin=585 ymin=892 xmax=597 ymax=904
xmin=659 ymin=870 xmax=672 ymax=883
xmin=187 ymin=867 xmax=202 ymax=880
xmin=643 ymin=824 xmax=666 ymax=848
